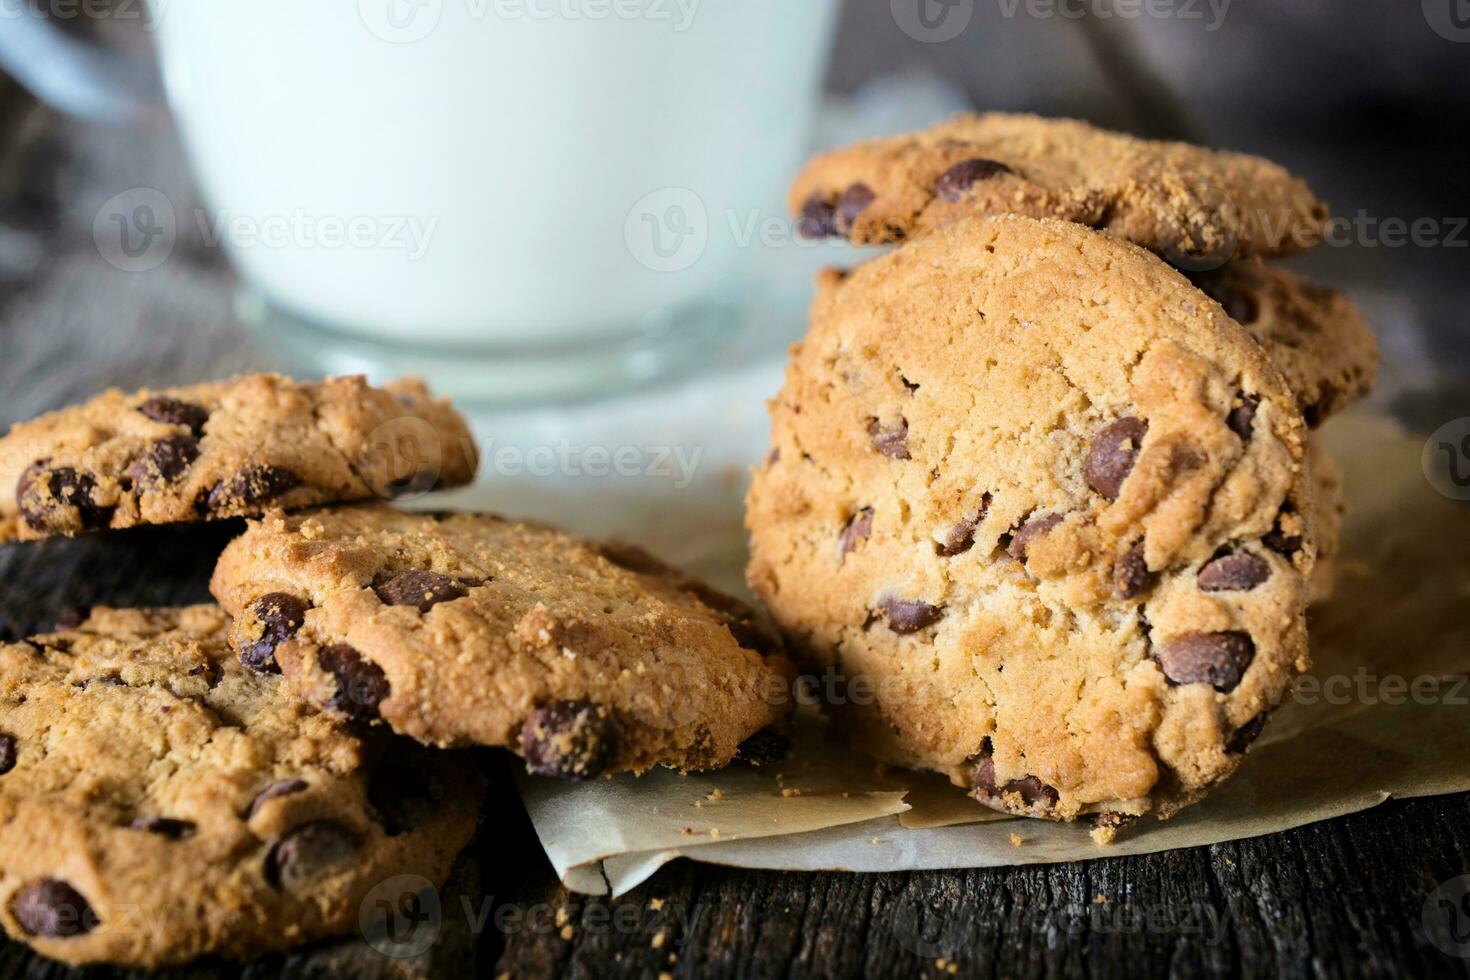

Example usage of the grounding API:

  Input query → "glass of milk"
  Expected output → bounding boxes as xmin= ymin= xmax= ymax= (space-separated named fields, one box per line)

xmin=136 ymin=0 xmax=838 ymax=402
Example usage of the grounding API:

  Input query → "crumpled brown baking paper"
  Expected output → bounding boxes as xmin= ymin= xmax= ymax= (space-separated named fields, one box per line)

xmin=516 ymin=410 xmax=1470 ymax=895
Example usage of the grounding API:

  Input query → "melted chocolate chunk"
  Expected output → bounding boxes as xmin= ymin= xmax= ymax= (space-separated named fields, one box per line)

xmin=240 ymin=593 xmax=309 ymax=673
xmin=876 ymin=595 xmax=943 ymax=635
xmin=1197 ymin=552 xmax=1271 ymax=592
xmin=735 ymin=728 xmax=791 ymax=766
xmin=867 ymin=418 xmax=911 ymax=459
xmin=835 ymin=183 xmax=876 ymax=232
xmin=138 ymin=396 xmax=209 ymax=436
xmin=1007 ymin=513 xmax=1062 ymax=561
xmin=1086 ymin=417 xmax=1148 ymax=501
xmin=264 ymin=821 xmax=359 ymax=889
xmin=205 ymin=464 xmax=301 ymax=512
xmin=126 ymin=435 xmax=200 ymax=487
xmin=1227 ymin=394 xmax=1259 ymax=441
xmin=247 ymin=779 xmax=309 ymax=818
xmin=11 ymin=879 xmax=98 ymax=937
xmin=372 ymin=570 xmax=468 ymax=612
xmin=1114 ymin=542 xmax=1158 ymax=599
xmin=1155 ymin=631 xmax=1256 ymax=692
xmin=934 ymin=157 xmax=1014 ymax=201
xmin=521 ymin=699 xmax=618 ymax=780
xmin=129 ymin=816 xmax=196 ymax=839
xmin=318 ymin=644 xmax=390 ymax=722
xmin=796 ymin=193 xmax=837 ymax=238
xmin=839 ymin=507 xmax=875 ymax=557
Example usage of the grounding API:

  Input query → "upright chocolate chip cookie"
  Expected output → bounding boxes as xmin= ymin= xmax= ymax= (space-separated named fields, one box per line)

xmin=210 ymin=506 xmax=794 ymax=776
xmin=0 ymin=606 xmax=483 ymax=968
xmin=1189 ymin=262 xmax=1378 ymax=426
xmin=0 ymin=374 xmax=478 ymax=542
xmin=790 ymin=112 xmax=1328 ymax=264
xmin=747 ymin=214 xmax=1315 ymax=823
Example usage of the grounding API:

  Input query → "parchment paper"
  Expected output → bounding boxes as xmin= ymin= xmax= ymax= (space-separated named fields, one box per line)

xmin=512 ymin=410 xmax=1470 ymax=895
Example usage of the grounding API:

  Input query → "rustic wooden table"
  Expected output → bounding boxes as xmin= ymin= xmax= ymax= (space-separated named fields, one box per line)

xmin=0 ymin=80 xmax=1466 ymax=980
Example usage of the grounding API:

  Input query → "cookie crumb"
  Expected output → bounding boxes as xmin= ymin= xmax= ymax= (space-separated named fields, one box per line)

xmin=560 ymin=925 xmax=574 ymax=940
xmin=1091 ymin=825 xmax=1118 ymax=846
xmin=1009 ymin=833 xmax=1024 ymax=847
xmin=707 ymin=789 xmax=724 ymax=801
xmin=1093 ymin=894 xmax=1107 ymax=905
xmin=781 ymin=788 xmax=801 ymax=798
xmin=649 ymin=898 xmax=665 ymax=910
xmin=652 ymin=931 xmax=667 ymax=949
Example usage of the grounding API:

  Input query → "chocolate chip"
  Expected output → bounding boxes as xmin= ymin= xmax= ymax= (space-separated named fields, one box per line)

xmin=138 ymin=396 xmax=209 ymax=436
xmin=129 ymin=816 xmax=196 ymax=839
xmin=1226 ymin=713 xmax=1269 ymax=754
xmin=796 ymin=192 xmax=837 ymax=238
xmin=876 ymin=595 xmax=943 ymax=635
xmin=11 ymin=879 xmax=97 ymax=937
xmin=318 ymin=644 xmax=389 ymax=722
xmin=372 ymin=570 xmax=468 ymax=612
xmin=597 ymin=541 xmax=672 ymax=576
xmin=369 ymin=765 xmax=442 ymax=837
xmin=247 ymin=778 xmax=309 ymax=818
xmin=1198 ymin=552 xmax=1271 ymax=591
xmin=735 ymin=728 xmax=791 ymax=766
xmin=835 ymin=183 xmax=875 ymax=232
xmin=187 ymin=660 xmax=222 ymax=686
xmin=1086 ymin=417 xmax=1148 ymax=501
xmin=264 ymin=820 xmax=359 ymax=889
xmin=205 ymin=464 xmax=301 ymax=512
xmin=1007 ymin=512 xmax=1062 ymax=561
xmin=1155 ymin=631 xmax=1255 ymax=692
xmin=1227 ymin=394 xmax=1259 ymax=441
xmin=934 ymin=158 xmax=1014 ymax=201
xmin=1263 ymin=512 xmax=1303 ymax=558
xmin=54 ymin=606 xmax=90 ymax=631
xmin=521 ymin=699 xmax=618 ymax=780
xmin=1092 ymin=811 xmax=1137 ymax=832
xmin=868 ymin=418 xmax=911 ymax=459
xmin=240 ymin=593 xmax=308 ymax=673
xmin=971 ymin=744 xmax=1058 ymax=813
xmin=126 ymin=435 xmax=200 ymax=487
xmin=1201 ymin=281 xmax=1259 ymax=325
xmin=1114 ymin=542 xmax=1158 ymax=599
xmin=839 ymin=507 xmax=874 ymax=557
xmin=0 ymin=733 xmax=15 ymax=774
xmin=17 ymin=464 xmax=109 ymax=532
xmin=936 ymin=495 xmax=990 ymax=557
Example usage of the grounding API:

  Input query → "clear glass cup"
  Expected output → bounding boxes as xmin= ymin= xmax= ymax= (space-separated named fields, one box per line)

xmin=135 ymin=0 xmax=839 ymax=403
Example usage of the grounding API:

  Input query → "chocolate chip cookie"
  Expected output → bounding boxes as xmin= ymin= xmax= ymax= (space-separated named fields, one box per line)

xmin=0 ymin=606 xmax=483 ymax=968
xmin=791 ymin=112 xmax=1328 ymax=264
xmin=747 ymin=214 xmax=1315 ymax=823
xmin=1189 ymin=262 xmax=1378 ymax=426
xmin=210 ymin=506 xmax=794 ymax=776
xmin=0 ymin=374 xmax=478 ymax=542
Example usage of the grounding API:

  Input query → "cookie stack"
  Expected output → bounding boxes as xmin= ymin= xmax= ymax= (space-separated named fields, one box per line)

xmin=747 ymin=114 xmax=1378 ymax=833
xmin=0 ymin=375 xmax=792 ymax=967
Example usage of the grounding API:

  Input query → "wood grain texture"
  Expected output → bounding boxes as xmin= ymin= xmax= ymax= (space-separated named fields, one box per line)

xmin=0 ymin=35 xmax=1467 ymax=980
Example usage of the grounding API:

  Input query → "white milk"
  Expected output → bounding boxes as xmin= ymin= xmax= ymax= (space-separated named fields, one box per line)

xmin=147 ymin=0 xmax=838 ymax=378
